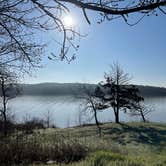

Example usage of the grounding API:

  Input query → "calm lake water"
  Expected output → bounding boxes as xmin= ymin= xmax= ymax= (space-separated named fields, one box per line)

xmin=8 ymin=95 xmax=166 ymax=128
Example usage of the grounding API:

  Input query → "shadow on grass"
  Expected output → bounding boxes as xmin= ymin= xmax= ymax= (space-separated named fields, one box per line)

xmin=102 ymin=123 xmax=166 ymax=147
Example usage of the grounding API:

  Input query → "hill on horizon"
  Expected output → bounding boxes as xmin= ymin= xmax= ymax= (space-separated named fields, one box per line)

xmin=19 ymin=82 xmax=166 ymax=97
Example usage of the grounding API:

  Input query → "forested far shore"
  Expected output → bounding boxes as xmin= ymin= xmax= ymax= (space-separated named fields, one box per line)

xmin=17 ymin=83 xmax=166 ymax=97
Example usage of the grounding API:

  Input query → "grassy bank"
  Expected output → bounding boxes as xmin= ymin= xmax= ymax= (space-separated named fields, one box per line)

xmin=1 ymin=122 xmax=166 ymax=166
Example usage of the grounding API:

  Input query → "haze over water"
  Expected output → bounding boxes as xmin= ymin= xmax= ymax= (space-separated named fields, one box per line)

xmin=9 ymin=95 xmax=166 ymax=128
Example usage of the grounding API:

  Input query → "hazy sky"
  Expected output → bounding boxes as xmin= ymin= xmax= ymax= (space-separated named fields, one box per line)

xmin=24 ymin=8 xmax=166 ymax=87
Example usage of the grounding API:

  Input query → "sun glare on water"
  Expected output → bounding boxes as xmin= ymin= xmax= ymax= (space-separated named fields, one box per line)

xmin=63 ymin=15 xmax=74 ymax=27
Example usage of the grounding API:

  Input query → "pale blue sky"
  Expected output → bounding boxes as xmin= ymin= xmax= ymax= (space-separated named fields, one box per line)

xmin=24 ymin=9 xmax=166 ymax=87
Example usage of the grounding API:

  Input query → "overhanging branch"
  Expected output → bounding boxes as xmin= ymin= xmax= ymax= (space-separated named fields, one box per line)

xmin=58 ymin=0 xmax=166 ymax=15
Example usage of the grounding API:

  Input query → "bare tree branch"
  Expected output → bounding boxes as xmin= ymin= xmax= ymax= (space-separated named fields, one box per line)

xmin=0 ymin=0 xmax=166 ymax=72
xmin=58 ymin=0 xmax=166 ymax=15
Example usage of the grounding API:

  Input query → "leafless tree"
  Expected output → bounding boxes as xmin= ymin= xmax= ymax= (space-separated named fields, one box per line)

xmin=129 ymin=104 xmax=154 ymax=122
xmin=76 ymin=109 xmax=83 ymax=126
xmin=78 ymin=85 xmax=104 ymax=136
xmin=95 ymin=63 xmax=144 ymax=123
xmin=101 ymin=63 xmax=131 ymax=123
xmin=0 ymin=0 xmax=166 ymax=68
xmin=0 ymin=0 xmax=82 ymax=70
xmin=104 ymin=62 xmax=131 ymax=85
xmin=0 ymin=70 xmax=18 ymax=136
xmin=0 ymin=1 xmax=42 ymax=74
xmin=44 ymin=110 xmax=53 ymax=128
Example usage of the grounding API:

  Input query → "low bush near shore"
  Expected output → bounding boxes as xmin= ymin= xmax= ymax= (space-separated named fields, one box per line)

xmin=0 ymin=133 xmax=88 ymax=165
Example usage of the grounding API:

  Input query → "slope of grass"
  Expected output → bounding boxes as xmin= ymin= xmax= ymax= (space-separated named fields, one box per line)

xmin=1 ymin=122 xmax=166 ymax=166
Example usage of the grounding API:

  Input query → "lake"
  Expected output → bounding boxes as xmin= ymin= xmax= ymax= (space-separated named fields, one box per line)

xmin=8 ymin=95 xmax=166 ymax=128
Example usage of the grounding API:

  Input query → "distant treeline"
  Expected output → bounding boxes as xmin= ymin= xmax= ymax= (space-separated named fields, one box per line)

xmin=137 ymin=85 xmax=166 ymax=97
xmin=20 ymin=83 xmax=95 ymax=96
xmin=19 ymin=83 xmax=166 ymax=97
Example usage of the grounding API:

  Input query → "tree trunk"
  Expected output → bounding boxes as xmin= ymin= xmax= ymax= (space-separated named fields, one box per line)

xmin=94 ymin=108 xmax=101 ymax=137
xmin=140 ymin=110 xmax=146 ymax=122
xmin=113 ymin=107 xmax=120 ymax=123
xmin=3 ymin=112 xmax=7 ymax=136
xmin=94 ymin=109 xmax=99 ymax=126
xmin=1 ymin=77 xmax=7 ymax=136
xmin=116 ymin=81 xmax=120 ymax=124
xmin=115 ymin=112 xmax=120 ymax=123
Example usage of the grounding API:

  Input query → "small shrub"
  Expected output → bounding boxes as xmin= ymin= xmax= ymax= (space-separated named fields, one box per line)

xmin=0 ymin=135 xmax=88 ymax=165
xmin=50 ymin=139 xmax=88 ymax=163
xmin=15 ymin=118 xmax=45 ymax=134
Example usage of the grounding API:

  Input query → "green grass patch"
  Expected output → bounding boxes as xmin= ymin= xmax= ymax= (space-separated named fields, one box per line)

xmin=1 ymin=122 xmax=166 ymax=165
xmin=89 ymin=151 xmax=125 ymax=166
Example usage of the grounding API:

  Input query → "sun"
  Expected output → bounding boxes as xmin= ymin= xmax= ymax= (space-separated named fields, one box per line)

xmin=63 ymin=15 xmax=74 ymax=27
